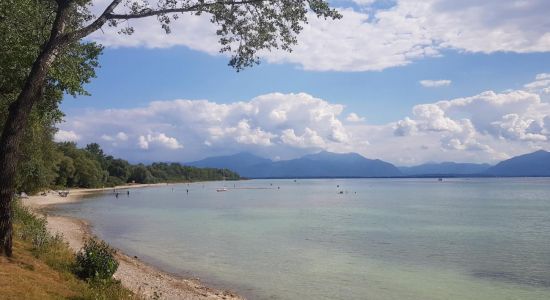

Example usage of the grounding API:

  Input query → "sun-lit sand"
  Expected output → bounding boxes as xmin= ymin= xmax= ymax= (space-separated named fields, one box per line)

xmin=23 ymin=184 xmax=244 ymax=300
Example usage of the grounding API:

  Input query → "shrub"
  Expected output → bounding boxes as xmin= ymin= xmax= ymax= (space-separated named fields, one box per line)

xmin=76 ymin=238 xmax=119 ymax=281
xmin=13 ymin=199 xmax=59 ymax=250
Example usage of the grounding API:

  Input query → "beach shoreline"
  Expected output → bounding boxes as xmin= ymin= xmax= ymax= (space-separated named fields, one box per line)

xmin=22 ymin=183 xmax=244 ymax=300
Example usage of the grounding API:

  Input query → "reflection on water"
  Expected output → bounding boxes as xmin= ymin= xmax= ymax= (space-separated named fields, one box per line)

xmin=55 ymin=178 xmax=550 ymax=299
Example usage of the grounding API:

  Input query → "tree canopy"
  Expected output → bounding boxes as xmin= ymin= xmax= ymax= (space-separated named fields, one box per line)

xmin=0 ymin=0 xmax=102 ymax=194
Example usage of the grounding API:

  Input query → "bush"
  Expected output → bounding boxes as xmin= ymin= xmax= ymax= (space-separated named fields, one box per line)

xmin=76 ymin=238 xmax=119 ymax=280
xmin=13 ymin=199 xmax=60 ymax=250
xmin=11 ymin=199 xmax=134 ymax=299
xmin=12 ymin=198 xmax=75 ymax=272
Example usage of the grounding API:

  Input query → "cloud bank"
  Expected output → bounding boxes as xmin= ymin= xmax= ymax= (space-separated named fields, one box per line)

xmin=57 ymin=74 xmax=550 ymax=165
xmin=88 ymin=0 xmax=550 ymax=71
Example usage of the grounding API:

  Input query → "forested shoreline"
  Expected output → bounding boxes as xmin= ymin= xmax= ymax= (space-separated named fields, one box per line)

xmin=15 ymin=141 xmax=240 ymax=194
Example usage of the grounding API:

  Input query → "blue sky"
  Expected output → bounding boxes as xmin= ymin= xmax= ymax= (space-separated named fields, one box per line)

xmin=57 ymin=0 xmax=550 ymax=165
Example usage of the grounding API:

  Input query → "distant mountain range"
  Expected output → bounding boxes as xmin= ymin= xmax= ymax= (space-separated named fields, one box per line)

xmin=187 ymin=151 xmax=402 ymax=178
xmin=186 ymin=150 xmax=550 ymax=178
xmin=399 ymin=162 xmax=492 ymax=176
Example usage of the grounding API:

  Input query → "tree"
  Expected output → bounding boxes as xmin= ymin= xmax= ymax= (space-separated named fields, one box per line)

xmin=129 ymin=164 xmax=154 ymax=184
xmin=0 ymin=0 xmax=340 ymax=256
xmin=106 ymin=158 xmax=131 ymax=181
xmin=55 ymin=156 xmax=76 ymax=187
xmin=1 ymin=0 xmax=101 ymax=256
xmin=73 ymin=156 xmax=105 ymax=188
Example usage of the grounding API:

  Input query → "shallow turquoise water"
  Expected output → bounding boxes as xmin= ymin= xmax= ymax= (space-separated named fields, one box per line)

xmin=55 ymin=178 xmax=550 ymax=299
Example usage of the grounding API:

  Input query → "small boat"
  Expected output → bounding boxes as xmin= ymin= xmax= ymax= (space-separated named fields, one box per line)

xmin=217 ymin=175 xmax=228 ymax=192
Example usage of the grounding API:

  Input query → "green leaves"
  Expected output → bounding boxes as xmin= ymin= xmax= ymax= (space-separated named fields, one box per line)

xmin=0 ymin=0 xmax=101 ymax=99
xmin=1 ymin=0 xmax=102 ymax=194
xmin=107 ymin=0 xmax=341 ymax=71
xmin=205 ymin=0 xmax=339 ymax=70
xmin=76 ymin=237 xmax=119 ymax=281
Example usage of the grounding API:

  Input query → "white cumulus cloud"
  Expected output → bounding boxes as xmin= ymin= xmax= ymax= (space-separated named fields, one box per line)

xmin=419 ymin=79 xmax=452 ymax=87
xmin=138 ymin=133 xmax=183 ymax=150
xmin=393 ymin=73 xmax=550 ymax=162
xmin=346 ymin=113 xmax=366 ymax=122
xmin=88 ymin=0 xmax=550 ymax=72
xmin=57 ymin=92 xmax=353 ymax=161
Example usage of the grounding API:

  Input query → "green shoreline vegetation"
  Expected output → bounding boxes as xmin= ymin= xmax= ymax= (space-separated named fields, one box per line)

xmin=0 ymin=198 xmax=136 ymax=300
xmin=18 ymin=141 xmax=240 ymax=195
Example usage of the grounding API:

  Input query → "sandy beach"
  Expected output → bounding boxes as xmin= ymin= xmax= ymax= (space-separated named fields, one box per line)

xmin=22 ymin=184 xmax=244 ymax=300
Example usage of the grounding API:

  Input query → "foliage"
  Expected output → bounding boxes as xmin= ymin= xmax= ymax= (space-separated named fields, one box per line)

xmin=10 ymin=198 xmax=135 ymax=299
xmin=12 ymin=199 xmax=64 ymax=254
xmin=111 ymin=0 xmax=341 ymax=70
xmin=48 ymin=142 xmax=240 ymax=189
xmin=75 ymin=237 xmax=119 ymax=281
xmin=83 ymin=278 xmax=136 ymax=300
xmin=0 ymin=0 xmax=102 ymax=195
xmin=146 ymin=162 xmax=239 ymax=182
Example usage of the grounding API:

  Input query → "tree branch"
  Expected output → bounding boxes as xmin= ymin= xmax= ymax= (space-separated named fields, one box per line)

xmin=106 ymin=0 xmax=267 ymax=20
xmin=60 ymin=0 xmax=123 ymax=43
xmin=58 ymin=0 xmax=271 ymax=46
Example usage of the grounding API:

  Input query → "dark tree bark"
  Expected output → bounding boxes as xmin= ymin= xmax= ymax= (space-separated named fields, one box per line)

xmin=0 ymin=0 xmax=123 ymax=257
xmin=0 ymin=2 xmax=70 ymax=256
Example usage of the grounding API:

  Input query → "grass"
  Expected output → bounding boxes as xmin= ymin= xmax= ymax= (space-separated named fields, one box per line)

xmin=0 ymin=199 xmax=138 ymax=300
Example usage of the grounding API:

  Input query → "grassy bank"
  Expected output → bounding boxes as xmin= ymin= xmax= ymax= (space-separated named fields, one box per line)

xmin=0 ymin=199 xmax=136 ymax=300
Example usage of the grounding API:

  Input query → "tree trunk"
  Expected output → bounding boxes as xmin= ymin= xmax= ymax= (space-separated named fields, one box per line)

xmin=0 ymin=2 xmax=68 ymax=257
xmin=0 ymin=52 xmax=57 ymax=256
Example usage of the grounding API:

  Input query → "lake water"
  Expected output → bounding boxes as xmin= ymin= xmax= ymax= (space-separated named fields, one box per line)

xmin=54 ymin=178 xmax=550 ymax=300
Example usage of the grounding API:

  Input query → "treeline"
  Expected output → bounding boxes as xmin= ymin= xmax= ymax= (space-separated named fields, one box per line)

xmin=17 ymin=142 xmax=239 ymax=194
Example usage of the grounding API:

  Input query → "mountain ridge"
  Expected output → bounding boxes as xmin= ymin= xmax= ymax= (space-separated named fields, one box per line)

xmin=187 ymin=151 xmax=402 ymax=178
xmin=399 ymin=162 xmax=492 ymax=176
xmin=484 ymin=150 xmax=550 ymax=176
xmin=186 ymin=150 xmax=550 ymax=178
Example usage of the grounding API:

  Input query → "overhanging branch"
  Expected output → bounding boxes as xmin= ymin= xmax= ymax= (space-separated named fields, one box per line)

xmin=106 ymin=0 xmax=267 ymax=20
xmin=59 ymin=0 xmax=269 ymax=45
xmin=60 ymin=0 xmax=123 ymax=44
